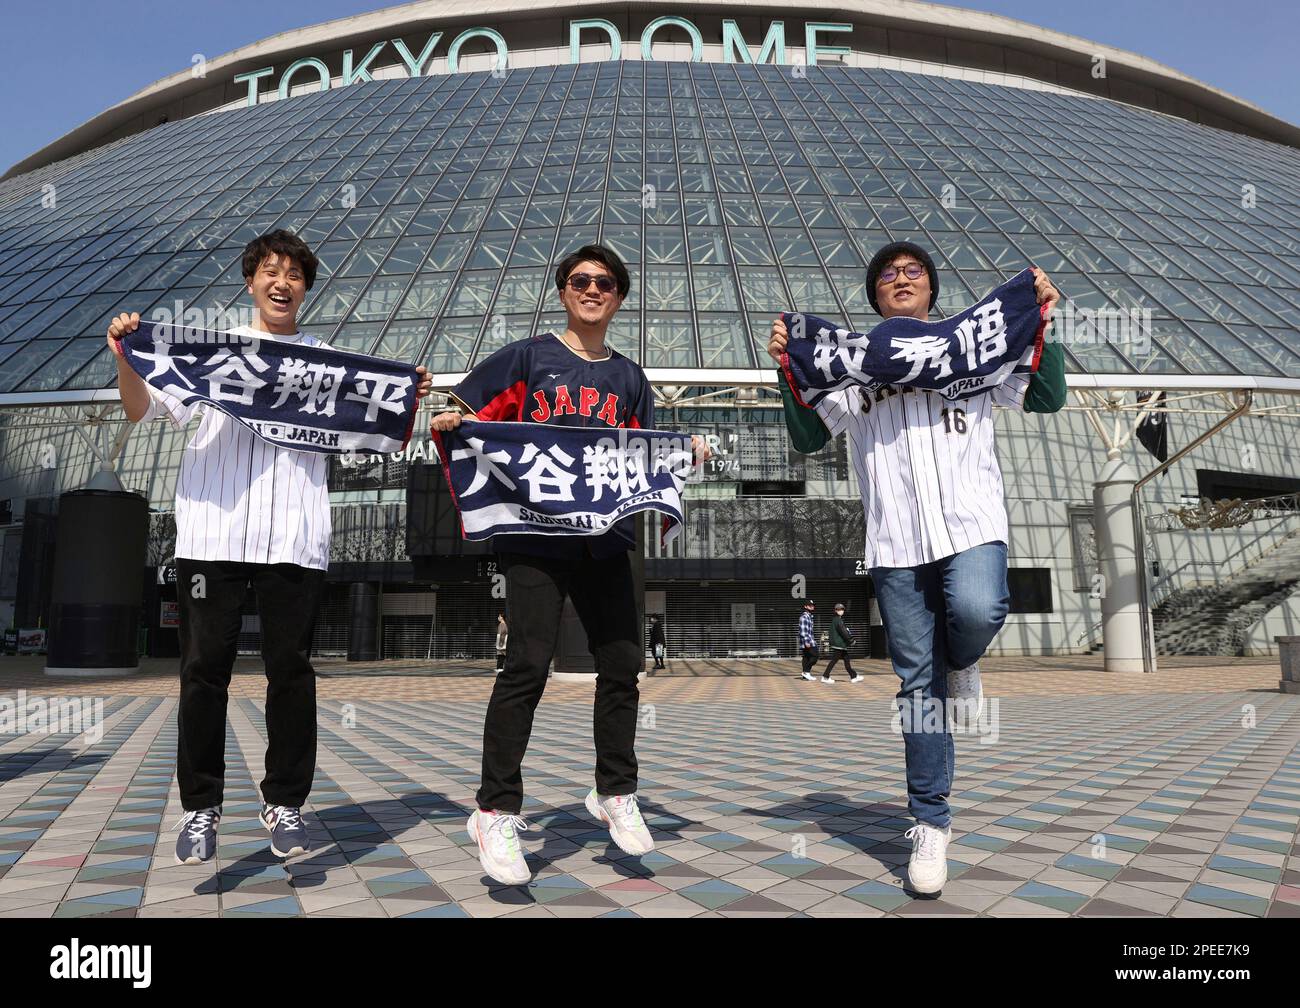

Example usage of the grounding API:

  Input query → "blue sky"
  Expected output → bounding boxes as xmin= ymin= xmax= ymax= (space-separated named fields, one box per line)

xmin=2 ymin=1 xmax=1297 ymax=173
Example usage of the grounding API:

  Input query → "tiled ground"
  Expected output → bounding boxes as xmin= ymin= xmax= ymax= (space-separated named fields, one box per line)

xmin=0 ymin=660 xmax=1297 ymax=918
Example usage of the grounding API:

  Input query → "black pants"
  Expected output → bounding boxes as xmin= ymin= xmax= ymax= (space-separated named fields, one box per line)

xmin=477 ymin=551 xmax=642 ymax=814
xmin=802 ymin=646 xmax=818 ymax=675
xmin=825 ymin=647 xmax=856 ymax=677
xmin=176 ymin=559 xmax=324 ymax=811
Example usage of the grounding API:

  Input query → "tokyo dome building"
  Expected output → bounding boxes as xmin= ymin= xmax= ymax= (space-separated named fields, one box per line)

xmin=1 ymin=1 xmax=1298 ymax=665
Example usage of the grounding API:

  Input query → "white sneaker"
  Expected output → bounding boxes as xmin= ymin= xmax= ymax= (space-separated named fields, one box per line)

xmin=466 ymin=809 xmax=532 ymax=885
xmin=585 ymin=789 xmax=654 ymax=856
xmin=948 ymin=662 xmax=984 ymax=725
xmin=800 ymin=672 xmax=816 ymax=681
xmin=848 ymin=675 xmax=863 ymax=683
xmin=820 ymin=675 xmax=834 ymax=684
xmin=904 ymin=822 xmax=951 ymax=894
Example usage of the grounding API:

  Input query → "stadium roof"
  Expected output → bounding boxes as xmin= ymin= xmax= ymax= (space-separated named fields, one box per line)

xmin=0 ymin=7 xmax=1298 ymax=406
xmin=7 ymin=0 xmax=1298 ymax=179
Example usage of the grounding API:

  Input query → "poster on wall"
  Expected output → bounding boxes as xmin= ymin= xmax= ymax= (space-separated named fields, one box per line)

xmin=16 ymin=628 xmax=46 ymax=654
xmin=160 ymin=601 xmax=180 ymax=629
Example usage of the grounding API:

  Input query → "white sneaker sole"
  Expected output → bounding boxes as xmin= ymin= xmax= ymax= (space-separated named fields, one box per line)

xmin=908 ymin=867 xmax=947 ymax=894
xmin=585 ymin=791 xmax=654 ymax=856
xmin=174 ymin=848 xmax=215 ymax=866
xmin=466 ymin=813 xmax=531 ymax=885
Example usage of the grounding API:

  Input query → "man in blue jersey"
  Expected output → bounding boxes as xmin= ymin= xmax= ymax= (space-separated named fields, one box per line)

xmin=431 ymin=244 xmax=706 ymax=886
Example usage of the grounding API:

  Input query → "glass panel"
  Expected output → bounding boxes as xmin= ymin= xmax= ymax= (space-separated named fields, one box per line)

xmin=697 ymin=314 xmax=752 ymax=368
xmin=644 ymin=313 xmax=696 ymax=367
xmin=373 ymin=319 xmax=434 ymax=362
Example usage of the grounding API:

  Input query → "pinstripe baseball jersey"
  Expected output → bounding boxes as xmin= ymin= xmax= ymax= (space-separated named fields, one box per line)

xmin=142 ymin=326 xmax=331 ymax=571
xmin=817 ymin=372 xmax=1030 ymax=569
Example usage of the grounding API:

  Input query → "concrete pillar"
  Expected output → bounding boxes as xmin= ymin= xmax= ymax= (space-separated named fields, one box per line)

xmin=45 ymin=489 xmax=148 ymax=677
xmin=1092 ymin=457 xmax=1151 ymax=672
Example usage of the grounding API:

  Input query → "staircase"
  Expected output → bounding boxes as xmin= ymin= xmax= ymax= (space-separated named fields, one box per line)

xmin=1153 ymin=528 xmax=1300 ymax=655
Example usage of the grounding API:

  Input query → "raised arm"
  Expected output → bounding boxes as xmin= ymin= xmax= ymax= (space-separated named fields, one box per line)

xmin=768 ymin=314 xmax=832 ymax=454
xmin=106 ymin=312 xmax=151 ymax=422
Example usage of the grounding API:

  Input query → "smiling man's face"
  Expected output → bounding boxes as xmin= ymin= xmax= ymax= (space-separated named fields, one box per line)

xmin=559 ymin=259 xmax=625 ymax=330
xmin=876 ymin=255 xmax=932 ymax=321
xmin=246 ymin=252 xmax=307 ymax=335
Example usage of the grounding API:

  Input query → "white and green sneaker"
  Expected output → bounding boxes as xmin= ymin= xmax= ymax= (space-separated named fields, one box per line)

xmin=585 ymin=789 xmax=654 ymax=856
xmin=467 ymin=809 xmax=532 ymax=885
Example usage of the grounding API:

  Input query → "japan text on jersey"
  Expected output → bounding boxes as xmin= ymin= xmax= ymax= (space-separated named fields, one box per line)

xmin=451 ymin=333 xmax=652 ymax=431
xmin=448 ymin=333 xmax=656 ymax=558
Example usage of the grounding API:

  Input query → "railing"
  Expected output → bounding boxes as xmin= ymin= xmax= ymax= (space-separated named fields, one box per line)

xmin=1075 ymin=618 xmax=1104 ymax=650
xmin=1150 ymin=561 xmax=1225 ymax=610
xmin=1148 ymin=511 xmax=1300 ymax=610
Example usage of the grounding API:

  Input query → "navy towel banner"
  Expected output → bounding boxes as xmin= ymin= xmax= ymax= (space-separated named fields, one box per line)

xmin=781 ymin=269 xmax=1047 ymax=409
xmin=432 ymin=420 xmax=693 ymax=543
xmin=119 ymin=321 xmax=420 ymax=454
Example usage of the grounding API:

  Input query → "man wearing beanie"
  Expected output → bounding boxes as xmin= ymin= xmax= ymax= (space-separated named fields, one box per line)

xmin=768 ymin=241 xmax=1066 ymax=894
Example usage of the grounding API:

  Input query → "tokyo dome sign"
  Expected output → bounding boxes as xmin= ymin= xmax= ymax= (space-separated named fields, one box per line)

xmin=234 ymin=18 xmax=854 ymax=105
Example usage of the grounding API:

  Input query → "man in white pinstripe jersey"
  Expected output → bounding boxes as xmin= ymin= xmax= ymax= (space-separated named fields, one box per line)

xmin=769 ymin=241 xmax=1066 ymax=894
xmin=107 ymin=230 xmax=432 ymax=866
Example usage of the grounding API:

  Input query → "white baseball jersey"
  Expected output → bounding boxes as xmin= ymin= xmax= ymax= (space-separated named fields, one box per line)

xmin=817 ymin=373 xmax=1030 ymax=569
xmin=141 ymin=326 xmax=332 ymax=570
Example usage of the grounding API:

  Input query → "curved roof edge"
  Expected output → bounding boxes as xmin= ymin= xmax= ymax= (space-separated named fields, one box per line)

xmin=6 ymin=0 xmax=1299 ymax=179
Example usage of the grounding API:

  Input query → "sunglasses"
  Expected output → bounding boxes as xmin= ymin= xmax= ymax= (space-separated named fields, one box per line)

xmin=566 ymin=272 xmax=618 ymax=295
xmin=878 ymin=262 xmax=927 ymax=284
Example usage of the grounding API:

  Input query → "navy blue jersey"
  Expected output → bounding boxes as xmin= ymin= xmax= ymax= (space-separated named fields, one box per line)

xmin=450 ymin=332 xmax=654 ymax=558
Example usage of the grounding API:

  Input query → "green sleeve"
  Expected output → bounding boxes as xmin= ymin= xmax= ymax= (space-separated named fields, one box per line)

xmin=777 ymin=368 xmax=831 ymax=453
xmin=1024 ymin=339 xmax=1067 ymax=414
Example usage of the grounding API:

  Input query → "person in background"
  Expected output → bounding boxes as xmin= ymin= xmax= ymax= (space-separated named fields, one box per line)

xmin=798 ymin=600 xmax=820 ymax=681
xmin=649 ymin=615 xmax=666 ymax=670
xmin=825 ymin=602 xmax=862 ymax=683
xmin=495 ymin=614 xmax=508 ymax=672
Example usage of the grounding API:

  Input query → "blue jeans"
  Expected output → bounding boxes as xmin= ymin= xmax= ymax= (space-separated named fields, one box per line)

xmin=870 ymin=542 xmax=1009 ymax=828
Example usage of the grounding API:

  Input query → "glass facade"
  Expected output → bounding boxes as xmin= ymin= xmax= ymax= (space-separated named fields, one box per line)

xmin=1 ymin=60 xmax=1299 ymax=399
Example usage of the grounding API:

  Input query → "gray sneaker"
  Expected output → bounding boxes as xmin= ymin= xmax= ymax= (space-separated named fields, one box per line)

xmin=174 ymin=806 xmax=221 ymax=865
xmin=260 ymin=803 xmax=310 ymax=858
xmin=947 ymin=662 xmax=985 ymax=726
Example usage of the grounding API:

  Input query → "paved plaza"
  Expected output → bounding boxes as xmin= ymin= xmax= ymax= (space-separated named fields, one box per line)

xmin=0 ymin=655 xmax=1297 ymax=918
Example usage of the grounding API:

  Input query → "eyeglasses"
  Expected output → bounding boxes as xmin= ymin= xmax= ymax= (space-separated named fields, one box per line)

xmin=878 ymin=262 xmax=927 ymax=284
xmin=566 ymin=272 xmax=618 ymax=295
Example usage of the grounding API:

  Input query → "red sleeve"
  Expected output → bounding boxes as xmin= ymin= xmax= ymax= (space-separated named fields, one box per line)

xmin=451 ymin=341 xmax=530 ymax=421
xmin=626 ymin=369 xmax=654 ymax=429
